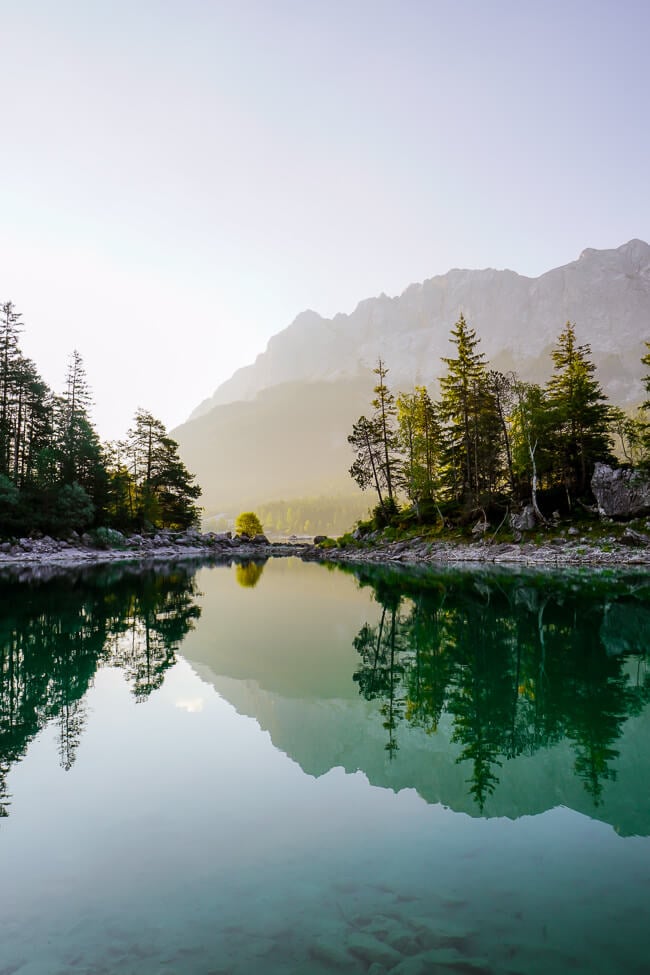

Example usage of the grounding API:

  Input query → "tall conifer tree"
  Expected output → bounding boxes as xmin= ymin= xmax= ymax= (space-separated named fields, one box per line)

xmin=545 ymin=322 xmax=612 ymax=500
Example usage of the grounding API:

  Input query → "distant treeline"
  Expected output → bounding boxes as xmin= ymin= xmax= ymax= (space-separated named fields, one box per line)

xmin=206 ymin=496 xmax=371 ymax=537
xmin=0 ymin=301 xmax=201 ymax=537
xmin=349 ymin=317 xmax=650 ymax=523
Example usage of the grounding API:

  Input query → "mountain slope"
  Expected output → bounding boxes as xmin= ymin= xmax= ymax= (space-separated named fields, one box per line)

xmin=175 ymin=240 xmax=650 ymax=520
xmin=192 ymin=239 xmax=650 ymax=418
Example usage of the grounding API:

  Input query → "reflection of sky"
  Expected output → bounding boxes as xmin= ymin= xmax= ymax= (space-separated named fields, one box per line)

xmin=2 ymin=2 xmax=649 ymax=439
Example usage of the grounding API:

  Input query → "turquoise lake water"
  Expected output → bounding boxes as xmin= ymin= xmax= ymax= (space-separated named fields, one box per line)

xmin=0 ymin=556 xmax=649 ymax=974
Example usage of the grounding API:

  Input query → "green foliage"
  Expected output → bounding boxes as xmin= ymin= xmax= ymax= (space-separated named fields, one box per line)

xmin=396 ymin=386 xmax=440 ymax=505
xmin=0 ymin=299 xmax=204 ymax=536
xmin=545 ymin=322 xmax=613 ymax=499
xmin=87 ymin=526 xmax=127 ymax=549
xmin=235 ymin=511 xmax=264 ymax=536
xmin=348 ymin=320 xmax=648 ymax=528
xmin=640 ymin=342 xmax=650 ymax=464
xmin=316 ymin=536 xmax=339 ymax=549
xmin=372 ymin=497 xmax=400 ymax=528
xmin=438 ymin=314 xmax=502 ymax=506
xmin=53 ymin=482 xmax=95 ymax=533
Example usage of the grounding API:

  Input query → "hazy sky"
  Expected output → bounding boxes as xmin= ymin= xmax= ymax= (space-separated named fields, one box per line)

xmin=1 ymin=0 xmax=649 ymax=439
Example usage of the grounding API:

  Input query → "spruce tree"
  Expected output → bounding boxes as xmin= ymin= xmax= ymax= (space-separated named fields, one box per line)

xmin=545 ymin=322 xmax=612 ymax=500
xmin=371 ymin=358 xmax=399 ymax=504
xmin=439 ymin=315 xmax=502 ymax=506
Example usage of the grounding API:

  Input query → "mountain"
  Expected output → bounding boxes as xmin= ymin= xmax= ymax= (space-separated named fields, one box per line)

xmin=174 ymin=240 xmax=650 ymax=521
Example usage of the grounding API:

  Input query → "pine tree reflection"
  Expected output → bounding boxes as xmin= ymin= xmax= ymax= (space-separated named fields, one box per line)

xmin=0 ymin=566 xmax=201 ymax=815
xmin=350 ymin=564 xmax=650 ymax=811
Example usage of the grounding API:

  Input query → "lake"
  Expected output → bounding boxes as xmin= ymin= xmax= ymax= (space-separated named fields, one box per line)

xmin=0 ymin=556 xmax=649 ymax=975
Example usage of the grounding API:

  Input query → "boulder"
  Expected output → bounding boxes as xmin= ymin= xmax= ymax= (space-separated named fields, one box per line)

xmin=622 ymin=527 xmax=650 ymax=547
xmin=591 ymin=463 xmax=650 ymax=519
xmin=313 ymin=535 xmax=328 ymax=545
xmin=251 ymin=533 xmax=269 ymax=545
xmin=509 ymin=504 xmax=536 ymax=532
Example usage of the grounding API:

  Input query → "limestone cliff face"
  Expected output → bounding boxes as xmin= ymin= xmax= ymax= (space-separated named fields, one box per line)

xmin=191 ymin=239 xmax=650 ymax=418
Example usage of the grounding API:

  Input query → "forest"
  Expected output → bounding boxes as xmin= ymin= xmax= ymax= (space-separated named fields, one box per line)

xmin=349 ymin=317 xmax=650 ymax=529
xmin=0 ymin=301 xmax=201 ymax=537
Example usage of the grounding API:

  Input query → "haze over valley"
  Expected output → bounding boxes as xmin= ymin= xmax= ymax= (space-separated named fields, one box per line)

xmin=173 ymin=239 xmax=650 ymax=526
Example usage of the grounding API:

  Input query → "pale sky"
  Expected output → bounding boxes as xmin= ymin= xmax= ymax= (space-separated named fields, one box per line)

xmin=1 ymin=0 xmax=649 ymax=440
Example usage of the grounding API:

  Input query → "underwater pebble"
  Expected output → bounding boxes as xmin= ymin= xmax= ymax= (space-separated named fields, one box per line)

xmin=346 ymin=931 xmax=403 ymax=968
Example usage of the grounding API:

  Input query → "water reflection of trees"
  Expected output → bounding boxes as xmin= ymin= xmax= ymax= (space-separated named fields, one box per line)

xmin=0 ymin=566 xmax=201 ymax=816
xmin=350 ymin=565 xmax=650 ymax=810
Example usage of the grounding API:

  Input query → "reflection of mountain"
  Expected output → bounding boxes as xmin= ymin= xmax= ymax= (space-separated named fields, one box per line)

xmin=183 ymin=561 xmax=650 ymax=835
xmin=0 ymin=564 xmax=201 ymax=816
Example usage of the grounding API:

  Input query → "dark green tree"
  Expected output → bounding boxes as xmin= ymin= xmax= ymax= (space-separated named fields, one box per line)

xmin=439 ymin=315 xmax=502 ymax=506
xmin=348 ymin=414 xmax=387 ymax=509
xmin=545 ymin=322 xmax=613 ymax=501
xmin=124 ymin=409 xmax=201 ymax=530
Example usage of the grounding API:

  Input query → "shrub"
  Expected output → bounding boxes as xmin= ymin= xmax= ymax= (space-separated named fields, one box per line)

xmin=235 ymin=511 xmax=264 ymax=536
xmin=316 ymin=537 xmax=338 ymax=549
xmin=372 ymin=498 xmax=400 ymax=529
xmin=88 ymin=527 xmax=127 ymax=549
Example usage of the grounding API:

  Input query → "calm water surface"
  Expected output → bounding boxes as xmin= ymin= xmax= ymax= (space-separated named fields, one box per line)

xmin=0 ymin=556 xmax=649 ymax=975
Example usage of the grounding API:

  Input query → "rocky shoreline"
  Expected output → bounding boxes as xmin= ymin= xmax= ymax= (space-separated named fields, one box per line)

xmin=304 ymin=534 xmax=650 ymax=568
xmin=0 ymin=528 xmax=311 ymax=569
xmin=1 ymin=524 xmax=650 ymax=572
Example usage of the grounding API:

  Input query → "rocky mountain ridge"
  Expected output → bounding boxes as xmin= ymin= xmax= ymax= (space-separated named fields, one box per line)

xmin=192 ymin=238 xmax=650 ymax=417
xmin=174 ymin=240 xmax=650 ymax=517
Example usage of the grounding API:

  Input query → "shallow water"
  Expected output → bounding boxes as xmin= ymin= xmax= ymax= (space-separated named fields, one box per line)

xmin=0 ymin=557 xmax=649 ymax=974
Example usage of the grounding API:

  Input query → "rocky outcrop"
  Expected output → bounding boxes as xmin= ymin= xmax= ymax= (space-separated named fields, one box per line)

xmin=591 ymin=463 xmax=650 ymax=518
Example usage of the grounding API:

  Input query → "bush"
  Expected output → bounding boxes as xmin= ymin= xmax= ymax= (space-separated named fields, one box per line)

xmin=316 ymin=536 xmax=338 ymax=549
xmin=235 ymin=511 xmax=264 ymax=536
xmin=87 ymin=527 xmax=127 ymax=549
xmin=372 ymin=498 xmax=400 ymax=529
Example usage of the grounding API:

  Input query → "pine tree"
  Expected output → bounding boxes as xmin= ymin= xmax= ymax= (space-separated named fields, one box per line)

xmin=348 ymin=414 xmax=386 ymax=508
xmin=125 ymin=409 xmax=201 ymax=529
xmin=439 ymin=315 xmax=502 ymax=506
xmin=371 ymin=358 xmax=399 ymax=504
xmin=545 ymin=322 xmax=612 ymax=500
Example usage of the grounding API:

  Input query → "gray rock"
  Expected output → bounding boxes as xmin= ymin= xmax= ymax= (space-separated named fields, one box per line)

xmin=510 ymin=504 xmax=536 ymax=531
xmin=251 ymin=533 xmax=269 ymax=544
xmin=313 ymin=535 xmax=328 ymax=545
xmin=591 ymin=462 xmax=650 ymax=518
xmin=471 ymin=519 xmax=490 ymax=535
xmin=568 ymin=527 xmax=579 ymax=536
xmin=622 ymin=527 xmax=650 ymax=547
